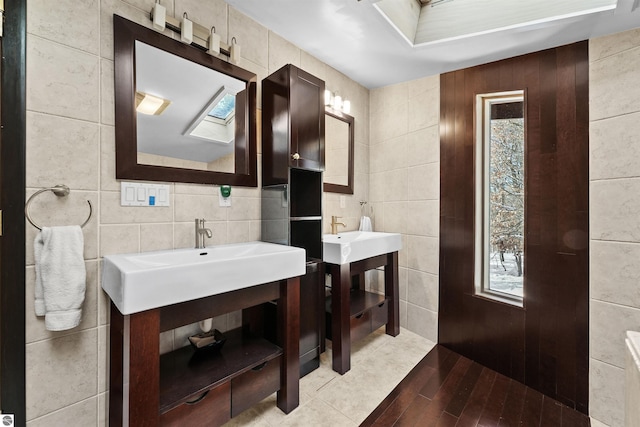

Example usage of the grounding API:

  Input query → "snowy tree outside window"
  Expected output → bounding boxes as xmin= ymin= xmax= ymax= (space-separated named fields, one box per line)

xmin=475 ymin=91 xmax=525 ymax=305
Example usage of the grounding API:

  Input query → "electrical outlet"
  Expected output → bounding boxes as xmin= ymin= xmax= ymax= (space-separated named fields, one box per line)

xmin=340 ymin=196 xmax=346 ymax=208
xmin=219 ymin=192 xmax=231 ymax=207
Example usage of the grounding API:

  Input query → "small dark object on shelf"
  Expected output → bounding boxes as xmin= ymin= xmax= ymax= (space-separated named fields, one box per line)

xmin=188 ymin=329 xmax=226 ymax=352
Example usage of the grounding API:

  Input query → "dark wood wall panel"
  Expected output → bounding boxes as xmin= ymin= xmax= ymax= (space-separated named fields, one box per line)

xmin=438 ymin=41 xmax=589 ymax=413
xmin=1 ymin=0 xmax=27 ymax=423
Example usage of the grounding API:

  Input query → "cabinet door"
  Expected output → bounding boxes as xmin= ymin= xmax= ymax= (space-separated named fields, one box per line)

xmin=290 ymin=67 xmax=325 ymax=171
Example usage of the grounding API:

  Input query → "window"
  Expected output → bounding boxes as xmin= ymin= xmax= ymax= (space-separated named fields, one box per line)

xmin=475 ymin=91 xmax=525 ymax=306
xmin=208 ymin=93 xmax=236 ymax=121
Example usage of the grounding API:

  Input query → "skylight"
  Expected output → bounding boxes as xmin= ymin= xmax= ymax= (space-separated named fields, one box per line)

xmin=375 ymin=0 xmax=617 ymax=47
xmin=183 ymin=86 xmax=237 ymax=144
xmin=208 ymin=93 xmax=235 ymax=120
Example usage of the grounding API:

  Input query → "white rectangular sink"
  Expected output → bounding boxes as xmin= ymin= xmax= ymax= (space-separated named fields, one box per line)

xmin=323 ymin=231 xmax=402 ymax=265
xmin=102 ymin=241 xmax=306 ymax=315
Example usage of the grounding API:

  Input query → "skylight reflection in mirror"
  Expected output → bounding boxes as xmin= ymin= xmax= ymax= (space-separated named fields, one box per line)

xmin=208 ymin=93 xmax=235 ymax=120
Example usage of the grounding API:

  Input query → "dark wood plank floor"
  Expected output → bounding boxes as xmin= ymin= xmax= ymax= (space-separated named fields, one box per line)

xmin=361 ymin=345 xmax=590 ymax=427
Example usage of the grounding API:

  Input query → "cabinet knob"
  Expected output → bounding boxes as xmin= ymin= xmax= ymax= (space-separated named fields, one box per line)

xmin=292 ymin=153 xmax=300 ymax=160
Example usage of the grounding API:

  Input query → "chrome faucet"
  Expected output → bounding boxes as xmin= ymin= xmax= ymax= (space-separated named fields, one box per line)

xmin=331 ymin=215 xmax=346 ymax=235
xmin=195 ymin=218 xmax=212 ymax=249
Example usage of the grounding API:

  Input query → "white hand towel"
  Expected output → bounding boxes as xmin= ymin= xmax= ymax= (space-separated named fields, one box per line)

xmin=34 ymin=225 xmax=86 ymax=331
xmin=359 ymin=216 xmax=372 ymax=232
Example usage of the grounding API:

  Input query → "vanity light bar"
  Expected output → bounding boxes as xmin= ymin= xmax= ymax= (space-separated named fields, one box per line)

xmin=149 ymin=9 xmax=233 ymax=59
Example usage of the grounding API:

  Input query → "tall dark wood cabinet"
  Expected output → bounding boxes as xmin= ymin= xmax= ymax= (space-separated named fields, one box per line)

xmin=261 ymin=64 xmax=325 ymax=377
xmin=262 ymin=64 xmax=325 ymax=185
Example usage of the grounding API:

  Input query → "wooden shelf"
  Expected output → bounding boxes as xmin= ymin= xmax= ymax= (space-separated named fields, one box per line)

xmin=325 ymin=289 xmax=386 ymax=317
xmin=290 ymin=220 xmax=322 ymax=260
xmin=325 ymin=290 xmax=389 ymax=343
xmin=159 ymin=327 xmax=282 ymax=414
xmin=289 ymin=169 xmax=322 ymax=217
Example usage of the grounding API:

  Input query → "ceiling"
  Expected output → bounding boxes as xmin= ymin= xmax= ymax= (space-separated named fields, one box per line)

xmin=225 ymin=0 xmax=640 ymax=88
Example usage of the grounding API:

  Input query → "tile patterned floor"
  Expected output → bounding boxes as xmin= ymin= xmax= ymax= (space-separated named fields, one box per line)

xmin=223 ymin=327 xmax=435 ymax=426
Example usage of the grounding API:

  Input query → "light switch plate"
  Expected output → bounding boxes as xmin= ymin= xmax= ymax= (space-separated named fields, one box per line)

xmin=121 ymin=182 xmax=170 ymax=206
xmin=340 ymin=196 xmax=346 ymax=209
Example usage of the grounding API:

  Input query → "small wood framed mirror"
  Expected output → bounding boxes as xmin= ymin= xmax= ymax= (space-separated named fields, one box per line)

xmin=323 ymin=108 xmax=354 ymax=194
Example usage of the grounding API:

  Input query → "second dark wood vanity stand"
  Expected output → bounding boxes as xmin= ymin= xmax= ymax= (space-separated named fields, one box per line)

xmin=109 ymin=278 xmax=300 ymax=427
xmin=326 ymin=251 xmax=400 ymax=375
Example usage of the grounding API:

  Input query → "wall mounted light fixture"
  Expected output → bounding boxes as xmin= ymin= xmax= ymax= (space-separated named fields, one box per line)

xmin=208 ymin=26 xmax=221 ymax=55
xmin=146 ymin=6 xmax=238 ymax=63
xmin=325 ymin=89 xmax=351 ymax=114
xmin=152 ymin=0 xmax=166 ymax=31
xmin=180 ymin=13 xmax=193 ymax=44
xmin=230 ymin=37 xmax=241 ymax=64
xmin=135 ymin=92 xmax=171 ymax=115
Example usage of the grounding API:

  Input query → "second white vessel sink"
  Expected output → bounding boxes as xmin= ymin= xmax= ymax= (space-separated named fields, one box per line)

xmin=102 ymin=241 xmax=306 ymax=315
xmin=323 ymin=231 xmax=402 ymax=265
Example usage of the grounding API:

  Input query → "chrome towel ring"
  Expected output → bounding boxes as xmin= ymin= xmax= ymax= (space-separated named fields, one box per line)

xmin=25 ymin=185 xmax=92 ymax=230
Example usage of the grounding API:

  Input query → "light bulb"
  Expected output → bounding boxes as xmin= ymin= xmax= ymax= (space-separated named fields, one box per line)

xmin=324 ymin=89 xmax=332 ymax=106
xmin=343 ymin=99 xmax=351 ymax=114
xmin=333 ymin=95 xmax=342 ymax=110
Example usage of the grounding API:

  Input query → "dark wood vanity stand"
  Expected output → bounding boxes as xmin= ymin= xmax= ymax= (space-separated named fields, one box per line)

xmin=108 ymin=278 xmax=300 ymax=427
xmin=325 ymin=251 xmax=400 ymax=375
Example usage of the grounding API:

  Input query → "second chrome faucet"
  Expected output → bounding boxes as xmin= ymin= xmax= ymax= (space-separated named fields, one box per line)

xmin=195 ymin=218 xmax=212 ymax=249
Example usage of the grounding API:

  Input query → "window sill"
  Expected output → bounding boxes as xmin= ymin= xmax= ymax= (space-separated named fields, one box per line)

xmin=473 ymin=291 xmax=524 ymax=309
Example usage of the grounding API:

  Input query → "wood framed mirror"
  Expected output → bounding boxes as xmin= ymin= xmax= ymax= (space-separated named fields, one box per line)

xmin=113 ymin=15 xmax=257 ymax=186
xmin=323 ymin=108 xmax=354 ymax=194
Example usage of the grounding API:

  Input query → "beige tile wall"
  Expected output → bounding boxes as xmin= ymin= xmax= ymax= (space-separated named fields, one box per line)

xmin=369 ymin=77 xmax=440 ymax=342
xmin=589 ymin=27 xmax=640 ymax=427
xmin=24 ymin=0 xmax=369 ymax=424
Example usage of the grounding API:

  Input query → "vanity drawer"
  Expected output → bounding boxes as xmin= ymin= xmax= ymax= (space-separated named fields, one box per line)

xmin=160 ymin=382 xmax=230 ymax=427
xmin=231 ymin=355 xmax=281 ymax=417
xmin=350 ymin=310 xmax=372 ymax=342
xmin=371 ymin=300 xmax=389 ymax=331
